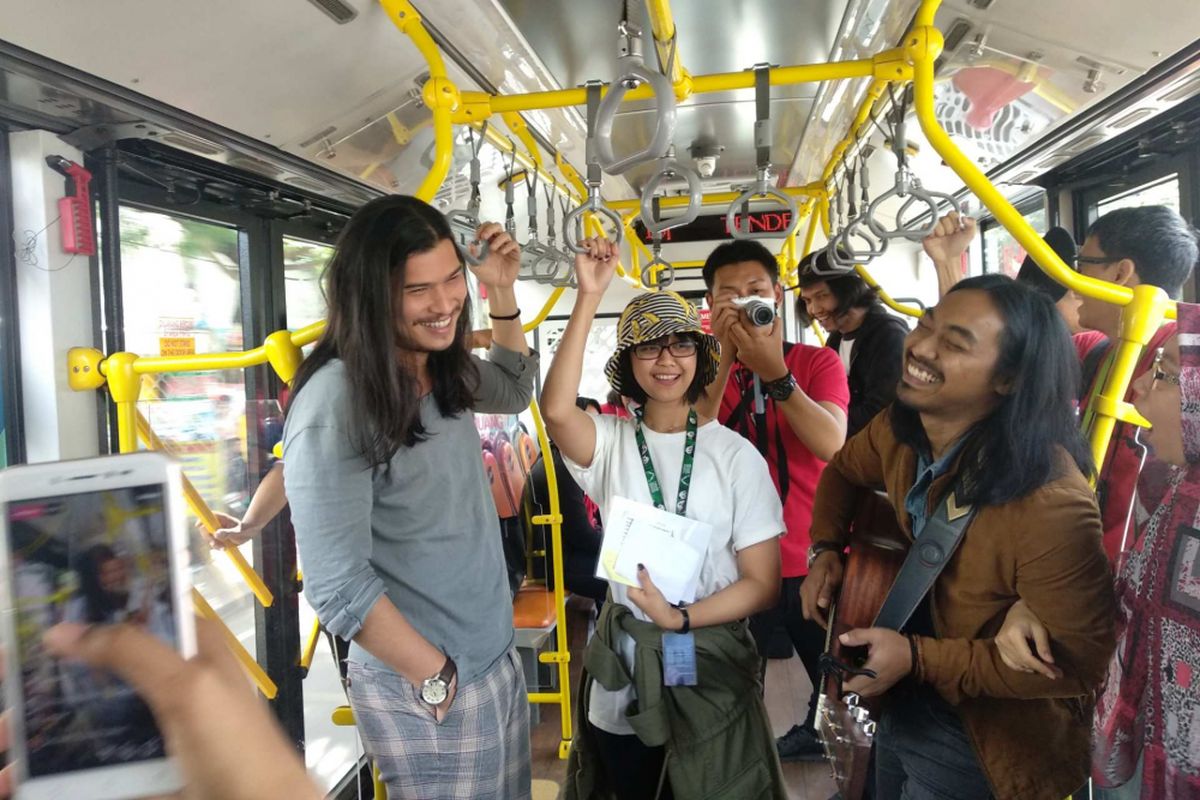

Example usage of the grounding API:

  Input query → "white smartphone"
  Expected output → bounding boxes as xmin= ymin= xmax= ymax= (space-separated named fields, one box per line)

xmin=0 ymin=452 xmax=196 ymax=800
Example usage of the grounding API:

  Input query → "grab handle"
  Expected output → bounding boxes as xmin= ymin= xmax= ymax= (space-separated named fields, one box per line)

xmin=639 ymin=156 xmax=702 ymax=238
xmin=563 ymin=196 xmax=624 ymax=254
xmin=594 ymin=24 xmax=677 ymax=176
xmin=725 ymin=172 xmax=799 ymax=241
xmin=446 ymin=210 xmax=490 ymax=266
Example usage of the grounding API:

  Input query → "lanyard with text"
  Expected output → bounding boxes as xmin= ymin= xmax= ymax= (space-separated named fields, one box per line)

xmin=633 ymin=407 xmax=698 ymax=516
xmin=634 ymin=407 xmax=701 ymax=687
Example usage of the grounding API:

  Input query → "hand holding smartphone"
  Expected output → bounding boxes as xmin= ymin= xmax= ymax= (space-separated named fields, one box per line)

xmin=0 ymin=453 xmax=193 ymax=800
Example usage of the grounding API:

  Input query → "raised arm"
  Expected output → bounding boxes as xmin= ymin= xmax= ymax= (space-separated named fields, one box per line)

xmin=922 ymin=212 xmax=976 ymax=299
xmin=695 ymin=294 xmax=740 ymax=420
xmin=728 ymin=318 xmax=847 ymax=462
xmin=540 ymin=237 xmax=619 ymax=467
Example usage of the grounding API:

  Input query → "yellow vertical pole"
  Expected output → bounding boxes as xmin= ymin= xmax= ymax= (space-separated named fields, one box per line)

xmin=527 ymin=398 xmax=573 ymax=758
xmin=105 ymin=352 xmax=141 ymax=454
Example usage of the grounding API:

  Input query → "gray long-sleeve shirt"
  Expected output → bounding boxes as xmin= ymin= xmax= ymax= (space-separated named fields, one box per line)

xmin=282 ymin=343 xmax=538 ymax=684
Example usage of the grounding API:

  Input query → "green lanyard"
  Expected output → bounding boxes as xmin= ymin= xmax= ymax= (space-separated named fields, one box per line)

xmin=633 ymin=408 xmax=699 ymax=516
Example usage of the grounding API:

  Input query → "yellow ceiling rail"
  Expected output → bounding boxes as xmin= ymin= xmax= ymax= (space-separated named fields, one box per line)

xmin=475 ymin=124 xmax=579 ymax=204
xmin=500 ymin=111 xmax=543 ymax=170
xmin=821 ymin=78 xmax=893 ymax=187
xmin=645 ymin=0 xmax=690 ymax=98
xmin=379 ymin=0 xmax=455 ymax=203
xmin=453 ymin=50 xmax=909 ymax=119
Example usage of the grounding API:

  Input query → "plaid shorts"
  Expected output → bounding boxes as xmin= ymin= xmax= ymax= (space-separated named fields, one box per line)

xmin=346 ymin=648 xmax=531 ymax=800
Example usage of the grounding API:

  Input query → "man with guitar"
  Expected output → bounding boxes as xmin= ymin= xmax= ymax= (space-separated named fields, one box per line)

xmin=801 ymin=274 xmax=1116 ymax=800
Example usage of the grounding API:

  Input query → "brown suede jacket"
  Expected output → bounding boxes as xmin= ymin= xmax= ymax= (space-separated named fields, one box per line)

xmin=811 ymin=411 xmax=1116 ymax=800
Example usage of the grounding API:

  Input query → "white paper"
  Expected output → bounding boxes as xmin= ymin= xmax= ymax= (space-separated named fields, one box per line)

xmin=596 ymin=495 xmax=709 ymax=605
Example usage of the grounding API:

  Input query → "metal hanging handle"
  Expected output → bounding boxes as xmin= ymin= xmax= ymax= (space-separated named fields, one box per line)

xmin=565 ymin=82 xmax=625 ymax=254
xmin=594 ymin=20 xmax=677 ymax=176
xmin=638 ymin=152 xmax=702 ymax=238
xmin=643 ymin=244 xmax=675 ymax=289
xmin=725 ymin=65 xmax=799 ymax=241
xmin=446 ymin=210 xmax=490 ymax=266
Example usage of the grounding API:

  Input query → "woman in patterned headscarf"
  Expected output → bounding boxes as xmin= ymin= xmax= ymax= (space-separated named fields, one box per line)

xmin=997 ymin=302 xmax=1200 ymax=800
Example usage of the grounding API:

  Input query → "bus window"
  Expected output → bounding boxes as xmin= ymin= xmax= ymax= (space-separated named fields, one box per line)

xmin=982 ymin=204 xmax=1049 ymax=277
xmin=118 ymin=205 xmax=259 ymax=664
xmin=1096 ymin=173 xmax=1182 ymax=218
xmin=284 ymin=237 xmax=335 ymax=331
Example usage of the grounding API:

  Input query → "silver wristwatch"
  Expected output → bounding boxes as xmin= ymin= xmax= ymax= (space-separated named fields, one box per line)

xmin=420 ymin=655 xmax=457 ymax=705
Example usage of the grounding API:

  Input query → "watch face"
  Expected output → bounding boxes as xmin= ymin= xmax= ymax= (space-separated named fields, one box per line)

xmin=421 ymin=679 xmax=448 ymax=705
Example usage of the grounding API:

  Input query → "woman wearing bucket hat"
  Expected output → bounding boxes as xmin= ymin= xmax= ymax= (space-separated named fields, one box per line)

xmin=545 ymin=238 xmax=787 ymax=800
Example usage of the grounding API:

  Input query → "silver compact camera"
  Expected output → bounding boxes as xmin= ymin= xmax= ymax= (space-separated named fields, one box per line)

xmin=731 ymin=296 xmax=777 ymax=327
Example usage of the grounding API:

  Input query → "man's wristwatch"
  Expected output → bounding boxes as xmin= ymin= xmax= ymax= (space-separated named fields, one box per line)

xmin=762 ymin=373 xmax=798 ymax=402
xmin=420 ymin=655 xmax=457 ymax=705
xmin=806 ymin=541 xmax=844 ymax=570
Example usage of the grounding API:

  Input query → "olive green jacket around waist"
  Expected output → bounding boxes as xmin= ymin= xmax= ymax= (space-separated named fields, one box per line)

xmin=563 ymin=602 xmax=787 ymax=800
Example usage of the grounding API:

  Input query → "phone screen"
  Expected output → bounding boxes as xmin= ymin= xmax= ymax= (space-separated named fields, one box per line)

xmin=5 ymin=483 xmax=178 ymax=778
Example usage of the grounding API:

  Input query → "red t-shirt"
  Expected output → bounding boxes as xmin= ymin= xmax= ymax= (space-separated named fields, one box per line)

xmin=1078 ymin=325 xmax=1176 ymax=562
xmin=718 ymin=345 xmax=850 ymax=577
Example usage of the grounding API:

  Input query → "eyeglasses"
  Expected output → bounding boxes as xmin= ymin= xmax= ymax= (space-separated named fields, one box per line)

xmin=1151 ymin=347 xmax=1181 ymax=387
xmin=1073 ymin=255 xmax=1129 ymax=269
xmin=632 ymin=339 xmax=698 ymax=360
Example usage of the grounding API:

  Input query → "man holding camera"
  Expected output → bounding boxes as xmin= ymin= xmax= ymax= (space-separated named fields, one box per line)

xmin=698 ymin=240 xmax=849 ymax=762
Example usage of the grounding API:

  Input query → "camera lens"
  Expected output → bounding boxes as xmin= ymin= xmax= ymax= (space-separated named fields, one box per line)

xmin=748 ymin=300 xmax=775 ymax=326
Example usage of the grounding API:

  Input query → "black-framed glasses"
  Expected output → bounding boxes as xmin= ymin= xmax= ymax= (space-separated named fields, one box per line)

xmin=1151 ymin=347 xmax=1181 ymax=387
xmin=1073 ymin=255 xmax=1128 ymax=268
xmin=632 ymin=339 xmax=698 ymax=360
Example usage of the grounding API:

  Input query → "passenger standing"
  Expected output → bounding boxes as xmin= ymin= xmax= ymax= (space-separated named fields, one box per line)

xmin=696 ymin=240 xmax=849 ymax=762
xmin=924 ymin=206 xmax=1198 ymax=561
xmin=795 ymin=249 xmax=908 ymax=436
xmin=801 ymin=275 xmax=1116 ymax=800
xmin=546 ymin=238 xmax=786 ymax=800
xmin=995 ymin=303 xmax=1200 ymax=800
xmin=282 ymin=196 xmax=535 ymax=800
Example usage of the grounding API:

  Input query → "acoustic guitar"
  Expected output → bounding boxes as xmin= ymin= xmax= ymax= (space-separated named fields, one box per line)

xmin=815 ymin=489 xmax=908 ymax=800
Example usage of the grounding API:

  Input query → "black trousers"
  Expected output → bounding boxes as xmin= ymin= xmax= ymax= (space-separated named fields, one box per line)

xmin=590 ymin=723 xmax=674 ymax=800
xmin=749 ymin=574 xmax=827 ymax=727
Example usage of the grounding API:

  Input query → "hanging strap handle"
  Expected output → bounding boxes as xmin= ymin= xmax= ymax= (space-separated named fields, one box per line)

xmin=725 ymin=64 xmax=798 ymax=241
xmin=564 ymin=82 xmax=624 ymax=254
xmin=594 ymin=0 xmax=677 ymax=175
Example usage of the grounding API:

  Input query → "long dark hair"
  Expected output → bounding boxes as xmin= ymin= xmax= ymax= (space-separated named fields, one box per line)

xmin=289 ymin=195 xmax=478 ymax=467
xmin=793 ymin=248 xmax=879 ymax=326
xmin=76 ymin=544 xmax=127 ymax=624
xmin=890 ymin=274 xmax=1093 ymax=506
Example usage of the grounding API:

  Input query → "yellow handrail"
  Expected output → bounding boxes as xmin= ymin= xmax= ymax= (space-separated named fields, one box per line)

xmin=452 ymin=51 xmax=908 ymax=120
xmin=905 ymin=0 xmax=1169 ymax=473
xmin=134 ymin=411 xmax=273 ymax=606
xmin=193 ymin=588 xmax=278 ymax=698
xmin=525 ymin=397 xmax=573 ymax=759
xmin=379 ymin=0 xmax=454 ymax=204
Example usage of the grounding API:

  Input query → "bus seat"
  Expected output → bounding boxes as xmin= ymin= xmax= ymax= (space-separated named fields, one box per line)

xmin=501 ymin=441 xmax=526 ymax=506
xmin=512 ymin=585 xmax=557 ymax=630
xmin=483 ymin=450 xmax=518 ymax=519
xmin=517 ymin=431 xmax=539 ymax=473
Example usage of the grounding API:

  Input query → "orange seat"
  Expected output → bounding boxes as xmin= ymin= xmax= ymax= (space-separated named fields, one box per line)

xmin=516 ymin=431 xmax=539 ymax=474
xmin=501 ymin=441 xmax=526 ymax=507
xmin=512 ymin=586 xmax=557 ymax=629
xmin=483 ymin=450 xmax=518 ymax=518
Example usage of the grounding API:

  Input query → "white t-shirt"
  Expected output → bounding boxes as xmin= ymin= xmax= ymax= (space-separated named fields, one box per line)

xmin=563 ymin=413 xmax=785 ymax=735
xmin=838 ymin=337 xmax=855 ymax=373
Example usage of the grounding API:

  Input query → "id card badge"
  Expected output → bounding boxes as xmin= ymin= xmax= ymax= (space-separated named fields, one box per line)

xmin=662 ymin=632 xmax=698 ymax=686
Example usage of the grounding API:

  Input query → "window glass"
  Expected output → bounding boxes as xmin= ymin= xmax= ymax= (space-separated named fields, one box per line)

xmin=982 ymin=205 xmax=1048 ymax=277
xmin=284 ymin=237 xmax=335 ymax=330
xmin=118 ymin=206 xmax=258 ymax=661
xmin=1096 ymin=174 xmax=1181 ymax=218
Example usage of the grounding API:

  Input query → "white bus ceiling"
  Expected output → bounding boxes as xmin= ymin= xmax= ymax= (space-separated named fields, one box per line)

xmin=1 ymin=0 xmax=1197 ymax=206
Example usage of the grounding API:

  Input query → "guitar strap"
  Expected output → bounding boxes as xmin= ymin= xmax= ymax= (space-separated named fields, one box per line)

xmin=872 ymin=489 xmax=978 ymax=631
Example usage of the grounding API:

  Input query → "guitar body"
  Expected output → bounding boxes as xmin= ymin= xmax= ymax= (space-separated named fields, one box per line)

xmin=817 ymin=490 xmax=908 ymax=800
